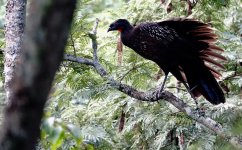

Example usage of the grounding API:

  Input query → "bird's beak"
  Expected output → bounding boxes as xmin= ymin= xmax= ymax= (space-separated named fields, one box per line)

xmin=107 ymin=24 xmax=116 ymax=32
xmin=107 ymin=27 xmax=113 ymax=32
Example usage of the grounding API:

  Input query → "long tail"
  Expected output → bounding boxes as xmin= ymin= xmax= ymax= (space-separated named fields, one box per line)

xmin=183 ymin=62 xmax=225 ymax=105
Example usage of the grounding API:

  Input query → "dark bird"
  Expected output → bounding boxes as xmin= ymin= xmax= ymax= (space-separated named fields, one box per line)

xmin=108 ymin=18 xmax=226 ymax=105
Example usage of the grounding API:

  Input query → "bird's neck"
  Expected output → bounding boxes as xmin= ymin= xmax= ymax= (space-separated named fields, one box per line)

xmin=120 ymin=24 xmax=133 ymax=33
xmin=120 ymin=25 xmax=133 ymax=45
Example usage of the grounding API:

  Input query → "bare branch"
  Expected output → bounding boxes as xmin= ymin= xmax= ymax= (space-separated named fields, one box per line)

xmin=91 ymin=18 xmax=99 ymax=35
xmin=118 ymin=63 xmax=147 ymax=81
xmin=166 ymin=86 xmax=186 ymax=92
xmin=88 ymin=18 xmax=99 ymax=61
xmin=70 ymin=33 xmax=77 ymax=57
xmin=64 ymin=54 xmax=94 ymax=66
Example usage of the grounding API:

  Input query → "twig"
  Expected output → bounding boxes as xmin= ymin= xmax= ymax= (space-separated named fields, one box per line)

xmin=88 ymin=18 xmax=99 ymax=61
xmin=222 ymin=63 xmax=241 ymax=81
xmin=118 ymin=62 xmax=147 ymax=81
xmin=70 ymin=33 xmax=77 ymax=57
xmin=119 ymin=65 xmax=137 ymax=81
xmin=91 ymin=18 xmax=99 ymax=35
xmin=166 ymin=86 xmax=186 ymax=92
xmin=64 ymin=54 xmax=94 ymax=66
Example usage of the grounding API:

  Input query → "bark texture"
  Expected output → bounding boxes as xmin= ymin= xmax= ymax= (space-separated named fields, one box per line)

xmin=4 ymin=0 xmax=26 ymax=102
xmin=0 ymin=0 xmax=76 ymax=149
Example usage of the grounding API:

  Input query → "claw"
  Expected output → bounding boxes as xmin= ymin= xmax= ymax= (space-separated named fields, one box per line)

xmin=194 ymin=107 xmax=205 ymax=117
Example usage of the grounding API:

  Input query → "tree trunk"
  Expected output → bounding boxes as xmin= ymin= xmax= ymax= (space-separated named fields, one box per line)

xmin=0 ymin=0 xmax=77 ymax=149
xmin=4 ymin=0 xmax=26 ymax=103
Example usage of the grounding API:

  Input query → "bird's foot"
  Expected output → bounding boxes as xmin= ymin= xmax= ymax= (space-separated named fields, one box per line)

xmin=194 ymin=107 xmax=205 ymax=117
xmin=156 ymin=86 xmax=164 ymax=99
xmin=156 ymin=90 xmax=161 ymax=100
xmin=156 ymin=75 xmax=167 ymax=99
xmin=157 ymin=84 xmax=165 ymax=97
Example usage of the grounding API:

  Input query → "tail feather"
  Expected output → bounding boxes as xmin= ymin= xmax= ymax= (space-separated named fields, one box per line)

xmin=198 ymin=77 xmax=225 ymax=104
xmin=183 ymin=63 xmax=225 ymax=105
xmin=158 ymin=18 xmax=226 ymax=104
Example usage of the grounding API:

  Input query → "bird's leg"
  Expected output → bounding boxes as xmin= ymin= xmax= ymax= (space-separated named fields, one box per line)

xmin=156 ymin=73 xmax=168 ymax=98
xmin=159 ymin=74 xmax=168 ymax=93
xmin=189 ymin=85 xmax=198 ymax=92
xmin=183 ymin=83 xmax=205 ymax=116
xmin=183 ymin=83 xmax=199 ymax=108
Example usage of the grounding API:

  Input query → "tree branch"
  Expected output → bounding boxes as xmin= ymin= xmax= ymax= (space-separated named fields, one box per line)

xmin=63 ymin=20 xmax=242 ymax=149
xmin=64 ymin=54 xmax=94 ymax=66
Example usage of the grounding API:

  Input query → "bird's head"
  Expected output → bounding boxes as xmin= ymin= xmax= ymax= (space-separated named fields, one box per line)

xmin=108 ymin=19 xmax=132 ymax=33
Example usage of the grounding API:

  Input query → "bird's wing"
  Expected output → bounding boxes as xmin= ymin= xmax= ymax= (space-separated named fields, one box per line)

xmin=129 ymin=23 xmax=182 ymax=62
xmin=158 ymin=18 xmax=226 ymax=78
xmin=138 ymin=23 xmax=179 ymax=46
